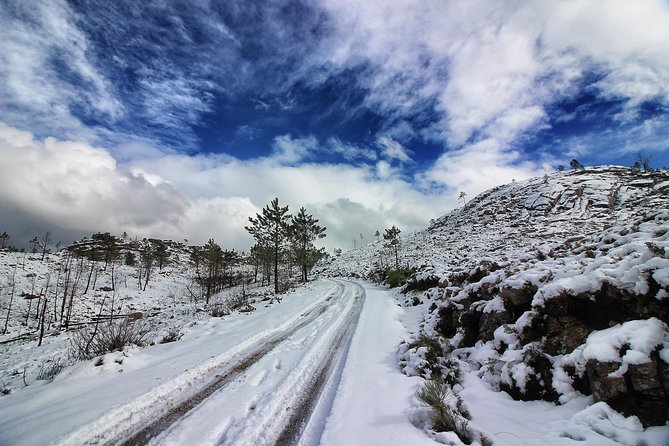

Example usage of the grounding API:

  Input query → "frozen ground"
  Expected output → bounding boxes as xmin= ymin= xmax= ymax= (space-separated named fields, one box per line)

xmin=2 ymin=277 xmax=669 ymax=445
xmin=0 ymin=279 xmax=433 ymax=445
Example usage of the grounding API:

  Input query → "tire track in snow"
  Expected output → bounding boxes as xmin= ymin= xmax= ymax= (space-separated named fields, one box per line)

xmin=274 ymin=281 xmax=365 ymax=446
xmin=205 ymin=280 xmax=365 ymax=446
xmin=54 ymin=280 xmax=345 ymax=446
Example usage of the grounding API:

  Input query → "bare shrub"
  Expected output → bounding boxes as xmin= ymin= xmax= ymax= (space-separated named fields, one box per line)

xmin=70 ymin=320 xmax=151 ymax=360
xmin=36 ymin=359 xmax=65 ymax=382
xmin=160 ymin=327 xmax=183 ymax=344
xmin=210 ymin=304 xmax=230 ymax=317
xmin=210 ymin=292 xmax=252 ymax=317
xmin=646 ymin=241 xmax=666 ymax=258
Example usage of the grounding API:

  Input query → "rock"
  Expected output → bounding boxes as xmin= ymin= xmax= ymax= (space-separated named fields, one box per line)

xmin=500 ymin=284 xmax=536 ymax=308
xmin=628 ymin=362 xmax=663 ymax=395
xmin=478 ymin=309 xmax=512 ymax=341
xmin=459 ymin=310 xmax=482 ymax=347
xmin=543 ymin=315 xmax=590 ymax=355
xmin=585 ymin=359 xmax=669 ymax=427
xmin=586 ymin=360 xmax=627 ymax=401
xmin=501 ymin=348 xmax=559 ymax=402
xmin=436 ymin=305 xmax=458 ymax=339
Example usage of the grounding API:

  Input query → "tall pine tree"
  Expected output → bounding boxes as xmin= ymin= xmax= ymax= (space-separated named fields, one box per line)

xmin=246 ymin=198 xmax=291 ymax=294
xmin=384 ymin=225 xmax=401 ymax=268
xmin=290 ymin=207 xmax=327 ymax=282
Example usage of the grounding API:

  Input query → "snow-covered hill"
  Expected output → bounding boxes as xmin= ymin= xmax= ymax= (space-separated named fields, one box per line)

xmin=319 ymin=166 xmax=669 ymax=444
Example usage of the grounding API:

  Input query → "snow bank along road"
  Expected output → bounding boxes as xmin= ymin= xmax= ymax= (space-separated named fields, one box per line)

xmin=3 ymin=279 xmax=431 ymax=446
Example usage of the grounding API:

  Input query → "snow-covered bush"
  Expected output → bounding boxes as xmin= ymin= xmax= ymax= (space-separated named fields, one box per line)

xmin=36 ymin=358 xmax=65 ymax=382
xmin=160 ymin=327 xmax=183 ymax=344
xmin=70 ymin=320 xmax=151 ymax=360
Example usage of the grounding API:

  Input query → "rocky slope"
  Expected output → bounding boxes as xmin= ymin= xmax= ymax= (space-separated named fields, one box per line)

xmin=319 ymin=166 xmax=669 ymax=428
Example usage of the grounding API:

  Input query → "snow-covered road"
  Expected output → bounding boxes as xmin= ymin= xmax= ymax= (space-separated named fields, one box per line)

xmin=0 ymin=280 xmax=431 ymax=446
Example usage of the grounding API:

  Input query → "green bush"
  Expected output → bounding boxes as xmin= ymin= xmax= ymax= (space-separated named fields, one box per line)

xmin=416 ymin=374 xmax=470 ymax=439
xmin=384 ymin=267 xmax=414 ymax=288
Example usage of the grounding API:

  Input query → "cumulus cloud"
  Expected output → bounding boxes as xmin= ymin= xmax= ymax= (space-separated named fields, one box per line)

xmin=0 ymin=123 xmax=186 ymax=239
xmin=0 ymin=123 xmax=446 ymax=251
xmin=420 ymin=138 xmax=552 ymax=198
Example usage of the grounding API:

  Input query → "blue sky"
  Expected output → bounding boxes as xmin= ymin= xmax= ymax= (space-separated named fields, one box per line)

xmin=1 ymin=0 xmax=669 ymax=250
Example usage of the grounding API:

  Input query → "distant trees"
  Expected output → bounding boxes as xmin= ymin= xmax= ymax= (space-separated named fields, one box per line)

xmin=633 ymin=154 xmax=652 ymax=172
xmin=189 ymin=240 xmax=242 ymax=303
xmin=246 ymin=198 xmax=327 ymax=293
xmin=39 ymin=232 xmax=51 ymax=261
xmin=570 ymin=159 xmax=584 ymax=170
xmin=0 ymin=231 xmax=10 ymax=249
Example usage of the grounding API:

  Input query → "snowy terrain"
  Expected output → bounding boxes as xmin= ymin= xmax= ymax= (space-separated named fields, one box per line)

xmin=1 ymin=166 xmax=668 ymax=445
xmin=320 ymin=166 xmax=669 ymax=445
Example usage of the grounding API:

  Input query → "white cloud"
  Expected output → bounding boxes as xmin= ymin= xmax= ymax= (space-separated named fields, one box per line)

xmin=0 ymin=0 xmax=122 ymax=138
xmin=0 ymin=123 xmax=447 ymax=251
xmin=0 ymin=123 xmax=185 ymax=238
xmin=270 ymin=134 xmax=319 ymax=164
xmin=375 ymin=160 xmax=393 ymax=179
xmin=420 ymin=138 xmax=552 ymax=198
xmin=377 ymin=136 xmax=412 ymax=163
xmin=327 ymin=137 xmax=378 ymax=162
xmin=315 ymin=0 xmax=669 ymax=158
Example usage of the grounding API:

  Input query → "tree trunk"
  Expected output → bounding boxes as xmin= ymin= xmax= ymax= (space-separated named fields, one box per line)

xmin=274 ymin=243 xmax=279 ymax=294
xmin=38 ymin=297 xmax=48 ymax=346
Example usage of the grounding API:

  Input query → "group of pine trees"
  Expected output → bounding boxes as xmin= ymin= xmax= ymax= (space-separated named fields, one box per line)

xmin=246 ymin=198 xmax=327 ymax=294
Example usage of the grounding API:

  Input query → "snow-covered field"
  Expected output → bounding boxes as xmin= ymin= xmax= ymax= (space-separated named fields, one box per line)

xmin=2 ymin=166 xmax=669 ymax=445
xmin=0 ymin=276 xmax=434 ymax=446
xmin=2 ymin=271 xmax=668 ymax=445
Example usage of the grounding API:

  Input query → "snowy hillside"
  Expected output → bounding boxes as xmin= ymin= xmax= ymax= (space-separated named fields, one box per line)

xmin=319 ymin=166 xmax=669 ymax=444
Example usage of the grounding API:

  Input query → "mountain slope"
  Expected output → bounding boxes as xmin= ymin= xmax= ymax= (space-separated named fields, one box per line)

xmin=319 ymin=166 xmax=669 ymax=441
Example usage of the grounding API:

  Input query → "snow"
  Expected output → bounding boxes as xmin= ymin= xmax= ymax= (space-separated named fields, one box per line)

xmin=318 ymin=283 xmax=435 ymax=446
xmin=579 ymin=318 xmax=668 ymax=364
xmin=0 ymin=280 xmax=442 ymax=446
xmin=2 ymin=167 xmax=669 ymax=445
xmin=0 ymin=279 xmax=340 ymax=445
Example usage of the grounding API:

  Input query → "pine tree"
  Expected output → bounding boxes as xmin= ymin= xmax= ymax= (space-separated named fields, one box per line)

xmin=290 ymin=207 xmax=326 ymax=282
xmin=384 ymin=225 xmax=402 ymax=268
xmin=246 ymin=198 xmax=291 ymax=294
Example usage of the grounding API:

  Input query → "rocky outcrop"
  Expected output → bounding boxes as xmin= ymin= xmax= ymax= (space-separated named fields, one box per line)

xmin=432 ymin=260 xmax=669 ymax=426
xmin=586 ymin=355 xmax=668 ymax=427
